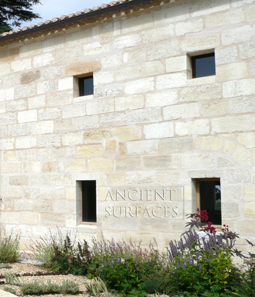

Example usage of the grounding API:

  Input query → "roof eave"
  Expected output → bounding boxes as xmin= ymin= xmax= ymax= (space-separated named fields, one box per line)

xmin=0 ymin=0 xmax=154 ymax=43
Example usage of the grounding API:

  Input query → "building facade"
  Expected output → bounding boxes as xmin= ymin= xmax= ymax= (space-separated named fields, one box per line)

xmin=0 ymin=0 xmax=255 ymax=250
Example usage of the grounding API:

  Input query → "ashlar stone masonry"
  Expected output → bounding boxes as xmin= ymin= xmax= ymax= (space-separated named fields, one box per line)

xmin=0 ymin=0 xmax=255 ymax=250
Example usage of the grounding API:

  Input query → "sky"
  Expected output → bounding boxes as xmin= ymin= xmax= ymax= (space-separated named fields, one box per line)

xmin=19 ymin=0 xmax=109 ymax=28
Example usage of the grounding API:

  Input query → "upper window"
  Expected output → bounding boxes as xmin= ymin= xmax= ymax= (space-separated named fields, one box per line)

xmin=191 ymin=53 xmax=216 ymax=78
xmin=196 ymin=178 xmax=221 ymax=226
xmin=78 ymin=75 xmax=93 ymax=96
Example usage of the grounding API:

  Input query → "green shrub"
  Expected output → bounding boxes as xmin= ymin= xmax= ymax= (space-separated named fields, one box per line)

xmin=4 ymin=287 xmax=17 ymax=295
xmin=85 ymin=277 xmax=110 ymax=296
xmin=60 ymin=280 xmax=80 ymax=295
xmin=99 ymin=257 xmax=145 ymax=296
xmin=0 ymin=233 xmax=19 ymax=263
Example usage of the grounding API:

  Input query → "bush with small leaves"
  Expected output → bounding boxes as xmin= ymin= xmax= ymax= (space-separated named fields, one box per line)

xmin=4 ymin=287 xmax=17 ymax=295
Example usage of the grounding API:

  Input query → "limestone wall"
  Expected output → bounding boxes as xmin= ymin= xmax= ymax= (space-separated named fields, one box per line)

xmin=0 ymin=0 xmax=255 ymax=250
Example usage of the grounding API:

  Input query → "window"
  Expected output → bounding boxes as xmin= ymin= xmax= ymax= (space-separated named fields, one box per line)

xmin=77 ymin=180 xmax=97 ymax=223
xmin=191 ymin=52 xmax=215 ymax=78
xmin=78 ymin=75 xmax=93 ymax=96
xmin=196 ymin=178 xmax=221 ymax=225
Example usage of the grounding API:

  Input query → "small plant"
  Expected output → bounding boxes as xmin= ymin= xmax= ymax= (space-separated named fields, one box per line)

xmin=29 ymin=228 xmax=91 ymax=275
xmin=4 ymin=272 xmax=22 ymax=285
xmin=4 ymin=287 xmax=17 ymax=295
xmin=85 ymin=277 xmax=110 ymax=296
xmin=0 ymin=232 xmax=19 ymax=263
xmin=60 ymin=280 xmax=80 ymax=295
xmin=20 ymin=279 xmax=80 ymax=295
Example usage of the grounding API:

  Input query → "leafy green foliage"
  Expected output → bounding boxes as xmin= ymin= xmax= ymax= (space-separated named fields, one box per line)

xmin=0 ymin=0 xmax=41 ymax=33
xmin=99 ymin=257 xmax=146 ymax=296
xmin=0 ymin=233 xmax=19 ymax=263
xmin=85 ymin=277 xmax=110 ymax=297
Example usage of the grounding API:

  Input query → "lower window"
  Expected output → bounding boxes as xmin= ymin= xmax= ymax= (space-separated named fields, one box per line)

xmin=196 ymin=178 xmax=221 ymax=225
xmin=77 ymin=180 xmax=97 ymax=223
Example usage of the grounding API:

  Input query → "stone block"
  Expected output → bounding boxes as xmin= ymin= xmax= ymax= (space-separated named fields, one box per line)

xmin=216 ymin=46 xmax=238 ymax=65
xmin=237 ymin=132 xmax=255 ymax=149
xmin=222 ymin=25 xmax=255 ymax=45
xmin=33 ymin=53 xmax=54 ymax=68
xmin=37 ymin=80 xmax=57 ymax=95
xmin=142 ymin=24 xmax=174 ymax=43
xmin=201 ymin=99 xmax=229 ymax=117
xmin=146 ymin=89 xmax=178 ymax=107
xmin=225 ymin=169 xmax=251 ymax=184
xmin=51 ymin=174 xmax=73 ymax=186
xmin=143 ymin=155 xmax=172 ymax=169
xmin=37 ymin=134 xmax=61 ymax=147
xmin=94 ymin=83 xmax=123 ymax=98
xmin=122 ymin=13 xmax=152 ymax=34
xmin=16 ymin=84 xmax=36 ymax=99
xmin=114 ymin=65 xmax=142 ymax=82
xmin=20 ymin=70 xmax=40 ymax=84
xmin=212 ymin=115 xmax=249 ymax=133
xmin=42 ymin=65 xmax=64 ymax=80
xmin=127 ymin=140 xmax=158 ymax=155
xmin=1 ymin=163 xmax=20 ymax=174
xmin=0 ymin=88 xmax=14 ymax=101
xmin=166 ymin=56 xmax=187 ymax=73
xmin=191 ymin=0 xmax=230 ymax=17
xmin=30 ymin=120 xmax=54 ymax=134
xmin=116 ymin=156 xmax=141 ymax=171
xmin=83 ymin=129 xmax=111 ymax=143
xmin=11 ymin=58 xmax=32 ymax=71
xmin=159 ymin=138 xmax=193 ymax=154
xmin=40 ymin=213 xmax=65 ymax=227
xmin=163 ymin=102 xmax=199 ymax=120
xmin=58 ymin=77 xmax=73 ymax=91
xmin=28 ymin=95 xmax=45 ymax=109
xmin=115 ymin=95 xmax=144 ymax=112
xmin=9 ymin=175 xmax=29 ymax=186
xmin=14 ymin=199 xmax=33 ymax=211
xmin=143 ymin=122 xmax=174 ymax=139
xmin=175 ymin=119 xmax=210 ymax=136
xmin=240 ymin=39 xmax=255 ymax=59
xmin=222 ymin=202 xmax=240 ymax=218
xmin=66 ymin=159 xmax=86 ymax=172
xmin=101 ymin=53 xmax=122 ymax=68
xmin=16 ymin=136 xmax=37 ymax=149
xmin=175 ymin=18 xmax=203 ymax=36
xmin=62 ymin=133 xmax=83 ymax=146
xmin=147 ymin=40 xmax=180 ymax=60
xmin=42 ymin=161 xmax=64 ymax=173
xmin=3 ymin=212 xmax=20 ymax=224
xmin=0 ymin=63 xmax=10 ymax=75
xmin=21 ymin=212 xmax=38 ymax=225
xmin=76 ymin=144 xmax=103 ymax=158
xmin=7 ymin=99 xmax=27 ymax=113
xmin=126 ymin=171 xmax=156 ymax=185
xmin=182 ymin=33 xmax=220 ymax=52
xmin=18 ymin=110 xmax=37 ymax=123
xmin=124 ymin=78 xmax=154 ymax=95
xmin=206 ymin=8 xmax=245 ymax=28
xmin=111 ymin=126 xmax=141 ymax=141
xmin=38 ymin=108 xmax=61 ymax=120
xmin=88 ymin=158 xmax=114 ymax=172
xmin=156 ymin=73 xmax=187 ymax=90
xmin=0 ymin=138 xmax=14 ymax=150
xmin=105 ymin=139 xmax=117 ymax=154
xmin=244 ymin=185 xmax=255 ymax=201
xmin=101 ymin=108 xmax=162 ymax=127
xmin=54 ymin=119 xmax=73 ymax=133
xmin=50 ymin=147 xmax=75 ymax=160
xmin=123 ymin=49 xmax=146 ymax=64
xmin=86 ymin=99 xmax=114 ymax=115
xmin=114 ymin=34 xmax=141 ymax=48
xmin=217 ymin=62 xmax=248 ymax=81
xmin=244 ymin=202 xmax=255 ymax=218
xmin=62 ymin=104 xmax=86 ymax=118
xmin=73 ymin=115 xmax=99 ymax=130
xmin=65 ymin=59 xmax=101 ymax=76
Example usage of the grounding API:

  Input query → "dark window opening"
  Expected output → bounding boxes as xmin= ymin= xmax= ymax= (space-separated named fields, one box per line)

xmin=79 ymin=76 xmax=93 ymax=96
xmin=191 ymin=53 xmax=216 ymax=78
xmin=82 ymin=180 xmax=96 ymax=222
xmin=197 ymin=179 xmax=221 ymax=225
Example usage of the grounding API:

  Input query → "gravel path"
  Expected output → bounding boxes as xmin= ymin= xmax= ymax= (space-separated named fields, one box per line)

xmin=0 ymin=263 xmax=92 ymax=297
